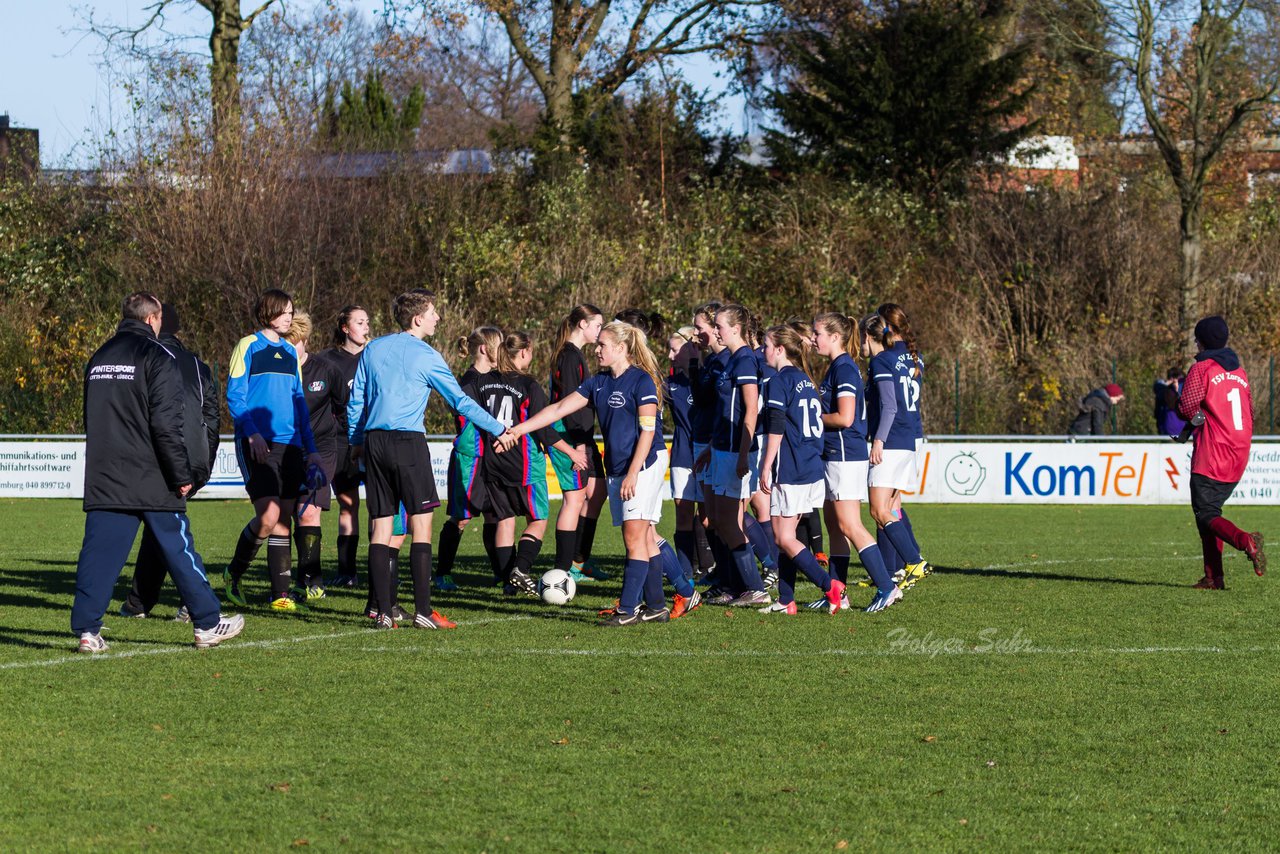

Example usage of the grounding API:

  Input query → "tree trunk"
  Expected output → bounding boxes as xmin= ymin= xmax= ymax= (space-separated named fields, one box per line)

xmin=543 ymin=39 xmax=577 ymax=148
xmin=1179 ymin=192 xmax=1202 ymax=359
xmin=209 ymin=0 xmax=245 ymax=153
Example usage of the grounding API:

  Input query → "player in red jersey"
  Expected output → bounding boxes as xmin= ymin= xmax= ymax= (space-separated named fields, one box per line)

xmin=1177 ymin=316 xmax=1266 ymax=589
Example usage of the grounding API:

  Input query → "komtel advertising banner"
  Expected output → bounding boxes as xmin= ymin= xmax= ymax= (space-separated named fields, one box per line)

xmin=2 ymin=440 xmax=1277 ymax=504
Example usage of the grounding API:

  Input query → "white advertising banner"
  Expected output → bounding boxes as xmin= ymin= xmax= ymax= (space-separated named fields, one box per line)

xmin=907 ymin=441 xmax=1280 ymax=504
xmin=3 ymin=438 xmax=1278 ymax=505
xmin=0 ymin=442 xmax=85 ymax=498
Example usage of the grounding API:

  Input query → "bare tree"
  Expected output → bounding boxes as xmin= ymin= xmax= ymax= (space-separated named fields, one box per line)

xmin=85 ymin=0 xmax=282 ymax=149
xmin=385 ymin=0 xmax=767 ymax=142
xmin=1063 ymin=0 xmax=1280 ymax=355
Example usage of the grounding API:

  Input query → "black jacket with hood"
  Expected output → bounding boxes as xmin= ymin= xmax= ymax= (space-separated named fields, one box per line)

xmin=160 ymin=332 xmax=219 ymax=493
xmin=1068 ymin=388 xmax=1113 ymax=436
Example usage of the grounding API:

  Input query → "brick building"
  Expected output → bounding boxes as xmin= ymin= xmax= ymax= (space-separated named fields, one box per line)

xmin=0 ymin=115 xmax=40 ymax=182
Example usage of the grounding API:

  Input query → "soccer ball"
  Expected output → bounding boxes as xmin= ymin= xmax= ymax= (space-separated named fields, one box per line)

xmin=537 ymin=568 xmax=576 ymax=605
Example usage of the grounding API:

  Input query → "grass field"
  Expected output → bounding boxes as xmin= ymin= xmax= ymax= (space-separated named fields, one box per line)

xmin=0 ymin=498 xmax=1276 ymax=851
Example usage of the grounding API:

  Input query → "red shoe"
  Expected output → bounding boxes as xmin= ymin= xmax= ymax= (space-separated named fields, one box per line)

xmin=1246 ymin=532 xmax=1267 ymax=576
xmin=598 ymin=598 xmax=621 ymax=617
xmin=1192 ymin=575 xmax=1225 ymax=590
xmin=825 ymin=579 xmax=847 ymax=613
xmin=413 ymin=610 xmax=457 ymax=629
xmin=671 ymin=590 xmax=702 ymax=620
xmin=815 ymin=552 xmax=830 ymax=570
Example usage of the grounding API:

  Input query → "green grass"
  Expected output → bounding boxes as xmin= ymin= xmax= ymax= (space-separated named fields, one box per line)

xmin=0 ymin=499 xmax=1276 ymax=851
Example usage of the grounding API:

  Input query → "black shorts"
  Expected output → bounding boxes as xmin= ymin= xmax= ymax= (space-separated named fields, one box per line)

xmin=485 ymin=477 xmax=550 ymax=522
xmin=299 ymin=447 xmax=337 ymax=512
xmin=331 ymin=438 xmax=363 ymax=494
xmin=238 ymin=439 xmax=307 ymax=503
xmin=1190 ymin=473 xmax=1237 ymax=527
xmin=363 ymin=430 xmax=440 ymax=519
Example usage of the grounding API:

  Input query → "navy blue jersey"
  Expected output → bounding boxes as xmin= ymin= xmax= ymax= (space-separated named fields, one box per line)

xmin=766 ymin=365 xmax=825 ymax=485
xmin=867 ymin=342 xmax=923 ymax=451
xmin=753 ymin=347 xmax=777 ymax=437
xmin=690 ymin=348 xmax=728 ymax=444
xmin=820 ymin=353 xmax=869 ymax=462
xmin=666 ymin=368 xmax=695 ymax=469
xmin=711 ymin=346 xmax=760 ymax=453
xmin=577 ymin=367 xmax=661 ymax=477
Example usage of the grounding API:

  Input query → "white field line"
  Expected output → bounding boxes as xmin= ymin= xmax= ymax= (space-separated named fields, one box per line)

xmin=351 ymin=645 xmax=1276 ymax=658
xmin=0 ymin=615 xmax=533 ymax=672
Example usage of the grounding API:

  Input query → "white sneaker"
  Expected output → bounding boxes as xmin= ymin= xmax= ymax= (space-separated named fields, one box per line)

xmin=193 ymin=613 xmax=245 ymax=649
xmin=728 ymin=589 xmax=771 ymax=607
xmin=758 ymin=600 xmax=796 ymax=614
xmin=78 ymin=632 xmax=108 ymax=654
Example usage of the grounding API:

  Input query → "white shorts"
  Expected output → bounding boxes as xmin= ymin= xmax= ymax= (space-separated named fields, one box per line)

xmin=825 ymin=459 xmax=869 ymax=502
xmin=869 ymin=448 xmax=918 ymax=491
xmin=692 ymin=441 xmax=711 ymax=486
xmin=670 ymin=465 xmax=701 ymax=502
xmin=609 ymin=451 xmax=667 ymax=526
xmin=710 ymin=448 xmax=759 ymax=499
xmin=771 ymin=480 xmax=826 ymax=518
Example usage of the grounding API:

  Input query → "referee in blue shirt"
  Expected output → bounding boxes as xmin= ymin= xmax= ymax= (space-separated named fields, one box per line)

xmin=348 ymin=290 xmax=511 ymax=629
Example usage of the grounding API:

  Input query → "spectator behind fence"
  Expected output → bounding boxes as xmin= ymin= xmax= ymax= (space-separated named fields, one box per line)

xmin=1154 ymin=367 xmax=1187 ymax=436
xmin=1068 ymin=383 xmax=1125 ymax=436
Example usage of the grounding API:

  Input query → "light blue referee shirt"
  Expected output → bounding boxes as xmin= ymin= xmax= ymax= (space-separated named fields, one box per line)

xmin=348 ymin=332 xmax=506 ymax=445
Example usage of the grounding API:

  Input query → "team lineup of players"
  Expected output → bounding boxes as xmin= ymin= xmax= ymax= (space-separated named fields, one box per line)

xmin=217 ymin=286 xmax=939 ymax=628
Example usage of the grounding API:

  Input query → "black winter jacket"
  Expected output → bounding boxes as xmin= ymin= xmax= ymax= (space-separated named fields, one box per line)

xmin=160 ymin=333 xmax=220 ymax=493
xmin=1068 ymin=388 xmax=1113 ymax=436
xmin=82 ymin=319 xmax=191 ymax=511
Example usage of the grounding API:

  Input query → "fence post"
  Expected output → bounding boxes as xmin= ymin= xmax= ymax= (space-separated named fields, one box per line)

xmin=954 ymin=358 xmax=960 ymax=434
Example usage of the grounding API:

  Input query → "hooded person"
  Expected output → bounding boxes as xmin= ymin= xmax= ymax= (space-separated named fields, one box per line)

xmin=1068 ymin=383 xmax=1124 ymax=436
xmin=120 ymin=303 xmax=222 ymax=619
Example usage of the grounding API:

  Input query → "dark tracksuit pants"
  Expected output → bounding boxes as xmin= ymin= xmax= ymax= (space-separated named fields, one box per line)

xmin=124 ymin=525 xmax=192 ymax=616
xmin=72 ymin=510 xmax=221 ymax=634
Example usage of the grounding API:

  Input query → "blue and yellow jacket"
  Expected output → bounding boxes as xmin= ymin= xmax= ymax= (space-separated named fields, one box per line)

xmin=226 ymin=331 xmax=317 ymax=452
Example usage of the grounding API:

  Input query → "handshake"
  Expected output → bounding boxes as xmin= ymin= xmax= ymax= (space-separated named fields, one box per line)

xmin=495 ymin=428 xmax=590 ymax=472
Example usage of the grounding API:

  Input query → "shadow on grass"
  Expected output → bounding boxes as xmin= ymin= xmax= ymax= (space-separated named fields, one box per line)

xmin=934 ymin=565 xmax=1186 ymax=588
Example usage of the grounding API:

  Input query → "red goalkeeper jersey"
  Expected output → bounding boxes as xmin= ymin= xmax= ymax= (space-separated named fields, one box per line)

xmin=1178 ymin=353 xmax=1252 ymax=483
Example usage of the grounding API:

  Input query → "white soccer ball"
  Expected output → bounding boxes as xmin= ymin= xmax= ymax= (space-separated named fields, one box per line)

xmin=537 ymin=568 xmax=576 ymax=605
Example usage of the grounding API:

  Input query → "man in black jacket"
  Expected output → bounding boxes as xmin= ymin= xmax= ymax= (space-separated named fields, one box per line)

xmin=120 ymin=303 xmax=221 ymax=619
xmin=71 ymin=292 xmax=244 ymax=652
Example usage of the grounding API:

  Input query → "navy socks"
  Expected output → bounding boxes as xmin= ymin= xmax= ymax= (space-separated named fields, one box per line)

xmin=657 ymin=537 xmax=694 ymax=598
xmin=881 ymin=520 xmax=921 ymax=566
